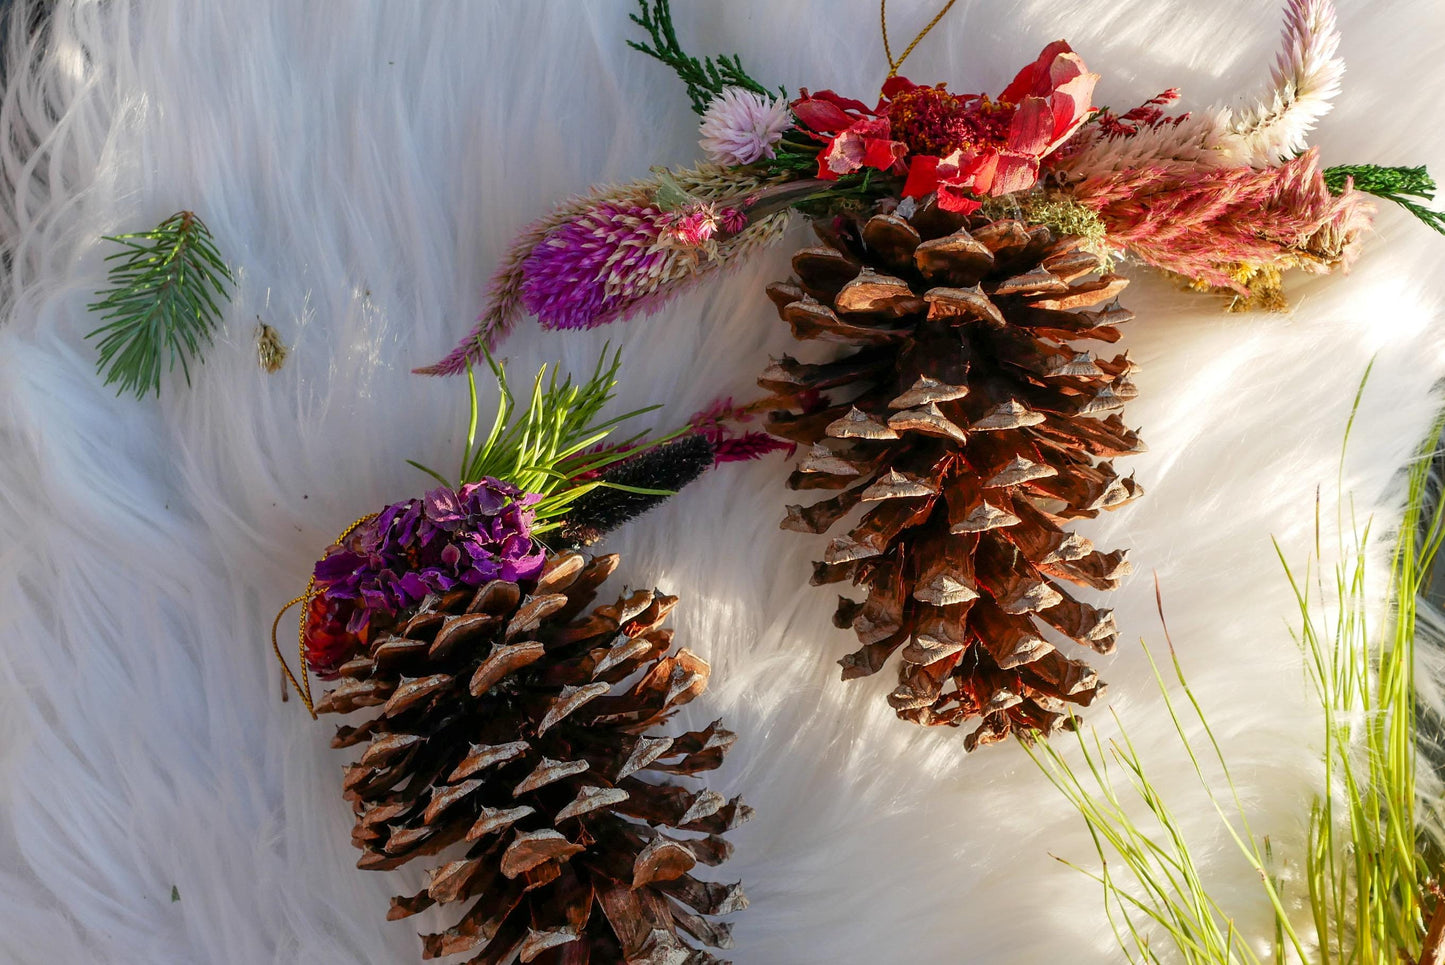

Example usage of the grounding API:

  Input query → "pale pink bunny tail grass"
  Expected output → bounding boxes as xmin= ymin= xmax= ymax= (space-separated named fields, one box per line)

xmin=1065 ymin=0 xmax=1344 ymax=177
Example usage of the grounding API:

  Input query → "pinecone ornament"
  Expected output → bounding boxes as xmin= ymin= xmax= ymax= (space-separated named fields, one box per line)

xmin=316 ymin=549 xmax=749 ymax=964
xmin=760 ymin=199 xmax=1145 ymax=750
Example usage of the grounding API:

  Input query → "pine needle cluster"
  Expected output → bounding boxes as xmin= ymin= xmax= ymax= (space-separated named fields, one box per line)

xmin=1031 ymin=373 xmax=1445 ymax=964
xmin=410 ymin=347 xmax=687 ymax=538
xmin=86 ymin=211 xmax=232 ymax=398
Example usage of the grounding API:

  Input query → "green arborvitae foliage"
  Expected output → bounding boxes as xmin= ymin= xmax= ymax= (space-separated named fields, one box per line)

xmin=86 ymin=210 xmax=233 ymax=398
xmin=1325 ymin=164 xmax=1445 ymax=236
xmin=627 ymin=0 xmax=779 ymax=114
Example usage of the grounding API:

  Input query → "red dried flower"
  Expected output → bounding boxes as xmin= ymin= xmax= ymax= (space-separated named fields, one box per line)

xmin=895 ymin=41 xmax=1099 ymax=213
xmin=303 ymin=593 xmax=364 ymax=679
xmin=790 ymin=89 xmax=908 ymax=180
xmin=786 ymin=43 xmax=1098 ymax=212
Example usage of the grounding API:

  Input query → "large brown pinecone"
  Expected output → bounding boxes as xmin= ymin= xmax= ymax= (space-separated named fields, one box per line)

xmin=316 ymin=550 xmax=749 ymax=964
xmin=760 ymin=199 xmax=1144 ymax=750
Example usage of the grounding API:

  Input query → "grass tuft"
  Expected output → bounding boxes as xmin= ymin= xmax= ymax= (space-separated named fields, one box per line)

xmin=1032 ymin=372 xmax=1445 ymax=964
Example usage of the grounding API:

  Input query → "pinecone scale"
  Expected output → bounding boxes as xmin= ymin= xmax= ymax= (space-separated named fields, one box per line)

xmin=317 ymin=550 xmax=749 ymax=965
xmin=761 ymin=199 xmax=1145 ymax=749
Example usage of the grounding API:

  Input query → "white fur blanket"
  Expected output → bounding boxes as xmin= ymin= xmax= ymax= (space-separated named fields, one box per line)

xmin=1 ymin=1 xmax=1443 ymax=962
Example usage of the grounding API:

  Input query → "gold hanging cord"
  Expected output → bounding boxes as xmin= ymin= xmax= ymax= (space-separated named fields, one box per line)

xmin=881 ymin=0 xmax=960 ymax=79
xmin=271 ymin=512 xmax=379 ymax=719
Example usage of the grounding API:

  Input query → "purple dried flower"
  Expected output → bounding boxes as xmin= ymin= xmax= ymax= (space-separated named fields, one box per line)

xmin=518 ymin=199 xmax=680 ymax=331
xmin=306 ymin=478 xmax=545 ymax=657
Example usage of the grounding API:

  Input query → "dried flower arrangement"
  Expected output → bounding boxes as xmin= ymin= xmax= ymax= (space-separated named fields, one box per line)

xmin=418 ymin=0 xmax=1442 ymax=756
xmin=275 ymin=351 xmax=752 ymax=964
xmin=422 ymin=0 xmax=1441 ymax=379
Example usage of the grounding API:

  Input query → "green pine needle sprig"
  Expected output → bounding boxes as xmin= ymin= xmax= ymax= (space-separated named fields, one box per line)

xmin=409 ymin=346 xmax=686 ymax=537
xmin=627 ymin=0 xmax=781 ymax=114
xmin=1324 ymin=164 xmax=1445 ymax=236
xmin=86 ymin=210 xmax=233 ymax=398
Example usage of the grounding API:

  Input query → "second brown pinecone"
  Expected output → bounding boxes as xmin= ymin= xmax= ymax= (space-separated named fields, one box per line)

xmin=316 ymin=550 xmax=748 ymax=964
xmin=760 ymin=198 xmax=1145 ymax=749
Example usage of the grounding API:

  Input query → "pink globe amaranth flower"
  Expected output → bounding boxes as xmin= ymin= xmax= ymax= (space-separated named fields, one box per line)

xmin=719 ymin=206 xmax=748 ymax=234
xmin=699 ymin=87 xmax=792 ymax=165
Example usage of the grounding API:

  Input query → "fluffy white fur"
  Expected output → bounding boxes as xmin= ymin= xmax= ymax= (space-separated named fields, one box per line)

xmin=0 ymin=1 xmax=1443 ymax=963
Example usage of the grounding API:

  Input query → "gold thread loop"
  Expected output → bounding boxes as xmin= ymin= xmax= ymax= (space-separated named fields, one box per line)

xmin=881 ymin=0 xmax=959 ymax=79
xmin=271 ymin=595 xmax=314 ymax=718
xmin=271 ymin=512 xmax=380 ymax=721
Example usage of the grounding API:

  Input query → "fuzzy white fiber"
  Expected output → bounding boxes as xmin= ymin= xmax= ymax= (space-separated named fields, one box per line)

xmin=2 ymin=2 xmax=1444 ymax=963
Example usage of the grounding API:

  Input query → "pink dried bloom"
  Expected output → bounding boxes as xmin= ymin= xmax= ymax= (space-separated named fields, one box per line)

xmin=664 ymin=204 xmax=720 ymax=247
xmin=688 ymin=396 xmax=793 ymax=464
xmin=699 ymin=87 xmax=792 ymax=165
xmin=719 ymin=207 xmax=748 ymax=234
xmin=1072 ymin=147 xmax=1373 ymax=289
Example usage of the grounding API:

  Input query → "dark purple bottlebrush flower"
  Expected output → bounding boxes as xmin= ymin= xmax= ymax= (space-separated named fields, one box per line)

xmin=304 ymin=478 xmax=545 ymax=669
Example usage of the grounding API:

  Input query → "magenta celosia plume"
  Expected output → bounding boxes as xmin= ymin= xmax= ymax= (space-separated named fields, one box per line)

xmin=687 ymin=396 xmax=793 ymax=464
xmin=518 ymin=199 xmax=679 ymax=332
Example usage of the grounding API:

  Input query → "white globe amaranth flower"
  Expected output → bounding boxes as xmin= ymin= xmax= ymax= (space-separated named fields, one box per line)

xmin=698 ymin=87 xmax=791 ymax=166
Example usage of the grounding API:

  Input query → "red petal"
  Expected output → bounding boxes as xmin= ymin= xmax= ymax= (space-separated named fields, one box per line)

xmin=902 ymin=156 xmax=942 ymax=198
xmin=815 ymin=138 xmax=843 ymax=179
xmin=1008 ymin=96 xmax=1054 ymax=156
xmin=862 ymin=135 xmax=907 ymax=172
xmin=791 ymin=88 xmax=877 ymax=132
xmin=1048 ymin=73 xmax=1099 ymax=145
xmin=793 ymin=96 xmax=858 ymax=134
xmin=1046 ymin=50 xmax=1088 ymax=89
xmin=988 ymin=153 xmax=1040 ymax=195
xmin=881 ymin=76 xmax=921 ymax=100
xmin=936 ymin=185 xmax=982 ymax=214
xmin=999 ymin=40 xmax=1075 ymax=103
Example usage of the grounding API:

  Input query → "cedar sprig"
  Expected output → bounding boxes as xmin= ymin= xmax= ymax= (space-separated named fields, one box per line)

xmin=627 ymin=0 xmax=779 ymax=114
xmin=1325 ymin=163 xmax=1445 ymax=235
xmin=86 ymin=211 xmax=232 ymax=398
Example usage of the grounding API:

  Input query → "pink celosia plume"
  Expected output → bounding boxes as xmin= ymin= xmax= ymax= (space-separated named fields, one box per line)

xmin=1074 ymin=147 xmax=1373 ymax=290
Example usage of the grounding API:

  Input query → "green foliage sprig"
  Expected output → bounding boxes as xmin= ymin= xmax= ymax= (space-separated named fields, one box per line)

xmin=1030 ymin=369 xmax=1445 ymax=965
xmin=86 ymin=210 xmax=232 ymax=398
xmin=627 ymin=0 xmax=780 ymax=114
xmin=410 ymin=346 xmax=684 ymax=537
xmin=1325 ymin=164 xmax=1445 ymax=236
